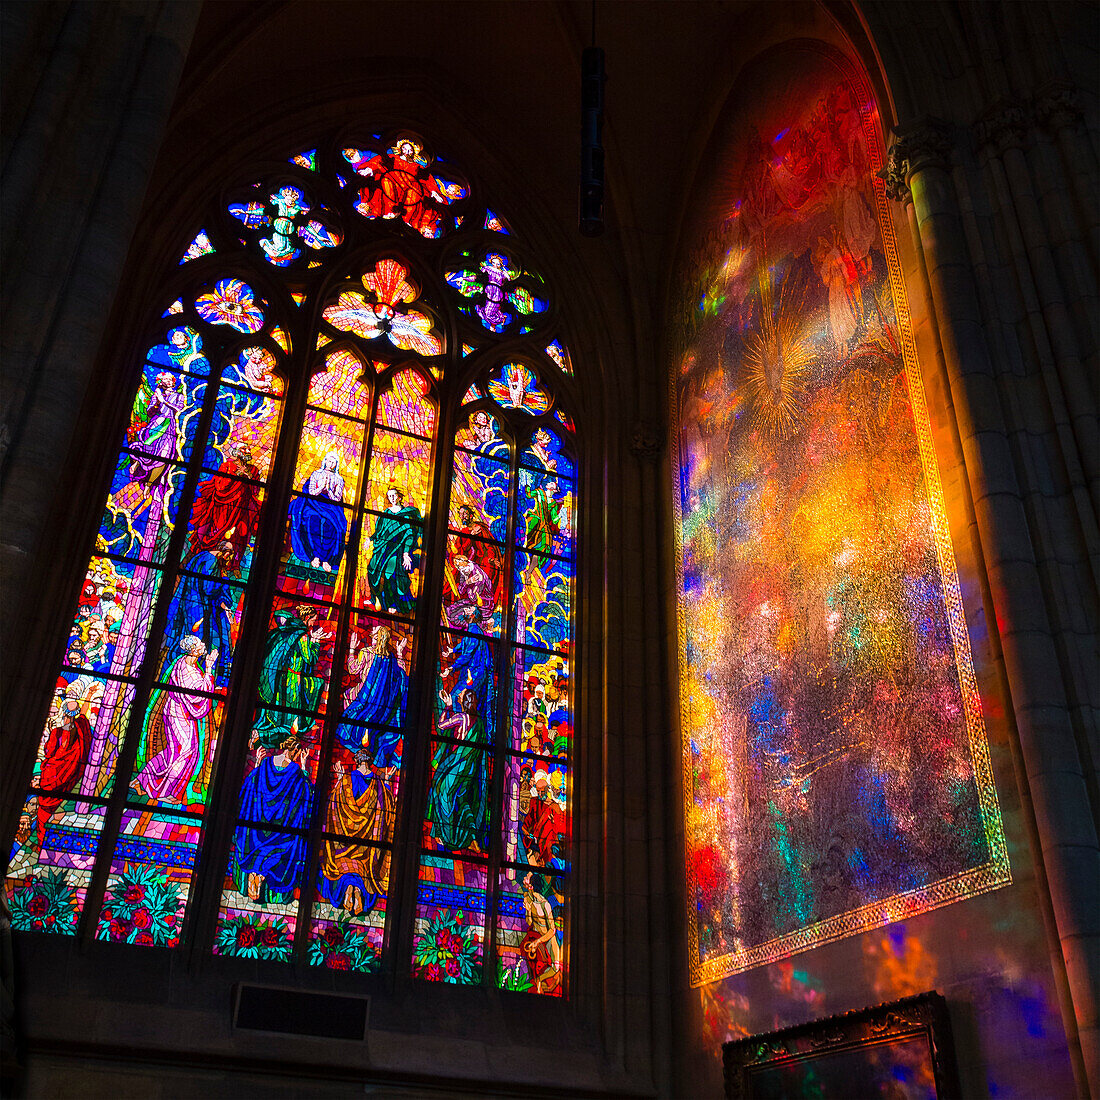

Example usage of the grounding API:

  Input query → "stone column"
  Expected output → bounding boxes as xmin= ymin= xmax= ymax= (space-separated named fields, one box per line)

xmin=885 ymin=117 xmax=1099 ymax=1097
xmin=0 ymin=0 xmax=200 ymax=666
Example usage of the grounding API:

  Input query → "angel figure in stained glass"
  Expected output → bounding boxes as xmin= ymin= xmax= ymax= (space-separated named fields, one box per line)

xmin=259 ymin=185 xmax=309 ymax=265
xmin=446 ymin=253 xmax=547 ymax=333
xmin=476 ymin=253 xmax=512 ymax=330
xmin=235 ymin=347 xmax=278 ymax=393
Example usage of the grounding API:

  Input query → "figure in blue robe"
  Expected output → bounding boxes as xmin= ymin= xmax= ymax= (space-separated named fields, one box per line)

xmin=231 ymin=735 xmax=312 ymax=904
xmin=166 ymin=542 xmax=237 ymax=685
xmin=442 ymin=609 xmax=494 ymax=721
xmin=287 ymin=452 xmax=347 ymax=572
xmin=335 ymin=628 xmax=409 ymax=761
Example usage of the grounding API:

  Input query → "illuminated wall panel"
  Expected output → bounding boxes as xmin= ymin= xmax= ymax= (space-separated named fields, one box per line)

xmin=671 ymin=46 xmax=1010 ymax=984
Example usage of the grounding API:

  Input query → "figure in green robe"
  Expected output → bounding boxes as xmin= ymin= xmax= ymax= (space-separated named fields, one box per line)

xmin=367 ymin=487 xmax=422 ymax=614
xmin=523 ymin=472 xmax=563 ymax=554
xmin=424 ymin=688 xmax=490 ymax=854
xmin=254 ymin=604 xmax=328 ymax=737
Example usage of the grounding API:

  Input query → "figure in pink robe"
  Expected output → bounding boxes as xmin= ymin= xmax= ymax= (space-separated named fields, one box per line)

xmin=131 ymin=635 xmax=217 ymax=806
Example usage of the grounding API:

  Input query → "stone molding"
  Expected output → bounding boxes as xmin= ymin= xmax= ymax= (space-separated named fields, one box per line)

xmin=1032 ymin=81 xmax=1083 ymax=134
xmin=974 ymin=102 xmax=1030 ymax=155
xmin=974 ymin=83 xmax=1085 ymax=155
xmin=630 ymin=419 xmax=664 ymax=460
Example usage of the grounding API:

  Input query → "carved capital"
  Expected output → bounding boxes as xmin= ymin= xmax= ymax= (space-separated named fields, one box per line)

xmin=881 ymin=118 xmax=953 ymax=202
xmin=1033 ymin=81 xmax=1082 ymax=133
xmin=974 ymin=102 xmax=1029 ymax=154
xmin=878 ymin=145 xmax=910 ymax=202
xmin=630 ymin=420 xmax=663 ymax=460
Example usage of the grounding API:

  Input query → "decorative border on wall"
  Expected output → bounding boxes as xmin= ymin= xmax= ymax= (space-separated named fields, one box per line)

xmin=669 ymin=42 xmax=1011 ymax=988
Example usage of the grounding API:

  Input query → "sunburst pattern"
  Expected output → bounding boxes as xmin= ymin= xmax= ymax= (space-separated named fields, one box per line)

xmin=741 ymin=268 xmax=813 ymax=441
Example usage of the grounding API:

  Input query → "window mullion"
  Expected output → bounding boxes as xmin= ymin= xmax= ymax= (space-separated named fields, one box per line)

xmin=480 ymin=420 xmax=523 ymax=988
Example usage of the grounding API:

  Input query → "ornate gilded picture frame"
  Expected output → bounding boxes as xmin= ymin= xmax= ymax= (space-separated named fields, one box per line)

xmin=723 ymin=991 xmax=960 ymax=1100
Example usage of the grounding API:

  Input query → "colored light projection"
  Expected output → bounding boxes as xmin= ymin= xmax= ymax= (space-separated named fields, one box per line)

xmin=6 ymin=293 xmax=286 ymax=942
xmin=672 ymin=51 xmax=1009 ymax=984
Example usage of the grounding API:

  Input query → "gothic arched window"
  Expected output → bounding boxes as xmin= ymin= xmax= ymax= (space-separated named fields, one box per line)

xmin=6 ymin=131 xmax=576 ymax=997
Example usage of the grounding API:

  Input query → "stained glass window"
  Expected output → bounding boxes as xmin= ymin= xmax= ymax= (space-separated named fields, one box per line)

xmin=7 ymin=131 xmax=576 ymax=997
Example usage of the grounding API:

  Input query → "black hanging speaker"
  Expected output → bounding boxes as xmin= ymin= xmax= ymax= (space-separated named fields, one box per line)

xmin=580 ymin=46 xmax=605 ymax=236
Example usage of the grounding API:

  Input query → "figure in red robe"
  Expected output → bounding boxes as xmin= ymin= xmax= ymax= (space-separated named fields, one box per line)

xmin=347 ymin=138 xmax=461 ymax=239
xmin=520 ymin=771 xmax=566 ymax=867
xmin=187 ymin=441 xmax=261 ymax=573
xmin=34 ymin=691 xmax=92 ymax=838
